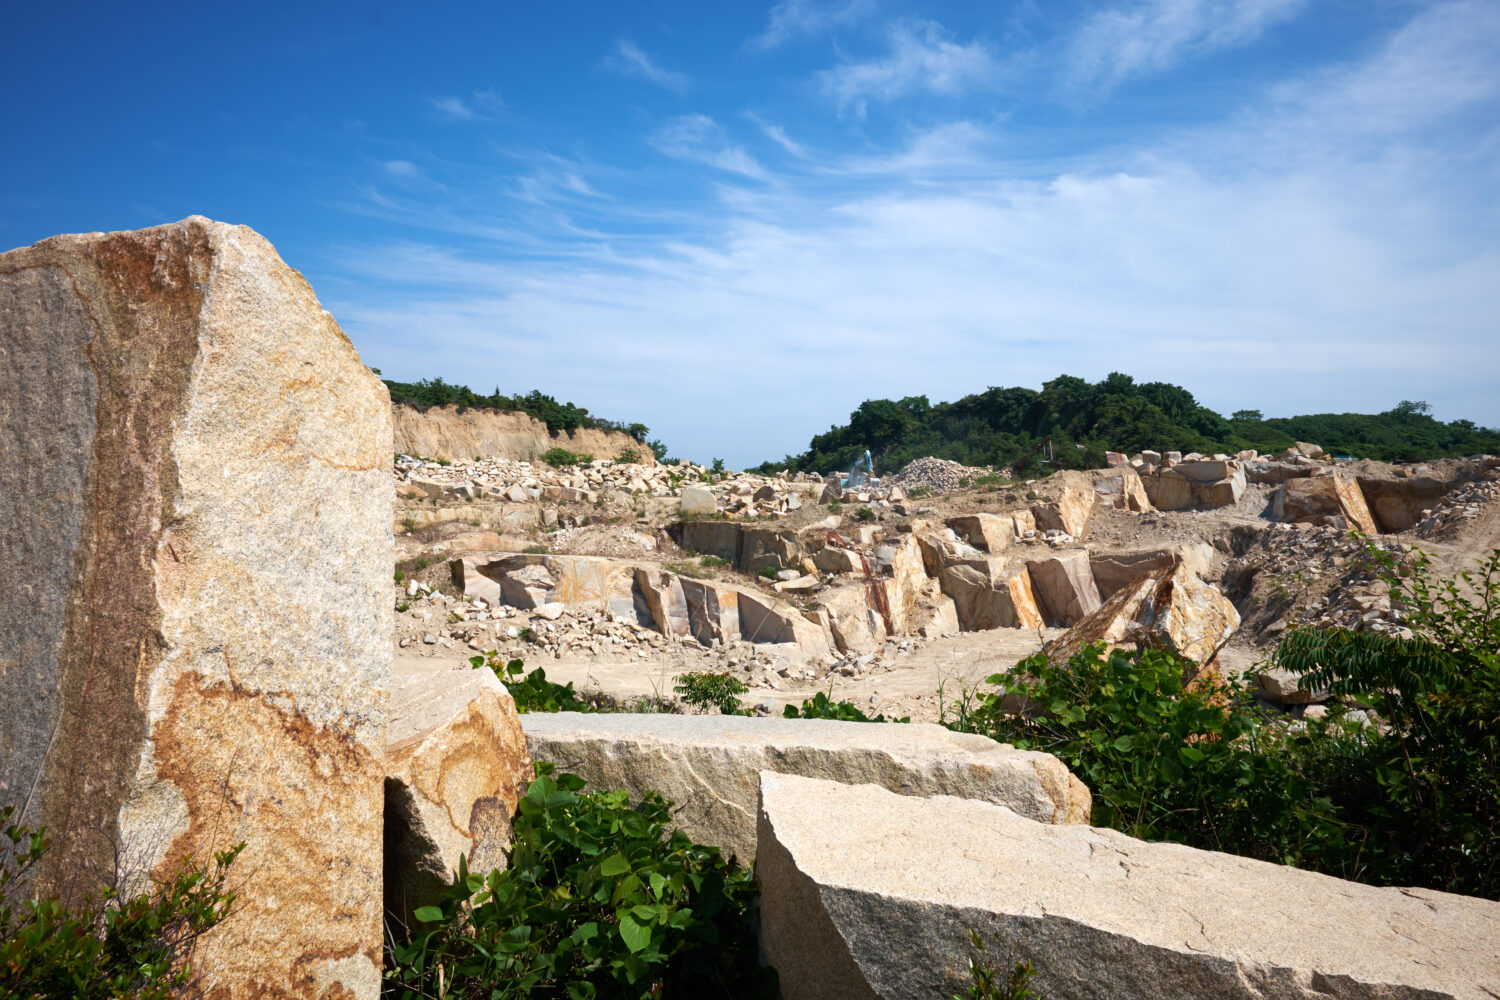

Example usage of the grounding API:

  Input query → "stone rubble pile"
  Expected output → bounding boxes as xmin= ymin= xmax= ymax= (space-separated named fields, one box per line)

xmin=396 ymin=454 xmax=914 ymax=520
xmin=1414 ymin=472 xmax=1500 ymax=539
xmin=887 ymin=456 xmax=999 ymax=493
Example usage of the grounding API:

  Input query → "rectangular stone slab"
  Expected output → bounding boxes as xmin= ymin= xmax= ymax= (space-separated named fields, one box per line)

xmin=521 ymin=713 xmax=1089 ymax=864
xmin=757 ymin=772 xmax=1500 ymax=1000
xmin=0 ymin=217 xmax=392 ymax=999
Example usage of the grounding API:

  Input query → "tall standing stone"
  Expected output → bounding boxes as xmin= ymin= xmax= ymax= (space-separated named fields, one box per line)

xmin=0 ymin=218 xmax=392 ymax=998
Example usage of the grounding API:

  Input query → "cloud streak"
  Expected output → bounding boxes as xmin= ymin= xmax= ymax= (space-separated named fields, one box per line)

xmin=603 ymin=39 xmax=690 ymax=93
xmin=817 ymin=20 xmax=1010 ymax=112
xmin=750 ymin=0 xmax=875 ymax=51
xmin=1065 ymin=0 xmax=1307 ymax=97
xmin=650 ymin=114 xmax=768 ymax=179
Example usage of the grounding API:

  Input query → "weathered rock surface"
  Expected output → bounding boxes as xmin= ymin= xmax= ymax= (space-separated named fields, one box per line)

xmin=913 ymin=528 xmax=988 ymax=577
xmin=939 ymin=562 xmax=1045 ymax=631
xmin=384 ymin=663 xmax=532 ymax=925
xmin=1030 ymin=484 xmax=1095 ymax=538
xmin=756 ymin=773 xmax=1500 ymax=1000
xmin=1142 ymin=467 xmax=1194 ymax=510
xmin=946 ymin=513 xmax=1014 ymax=552
xmin=1089 ymin=543 xmax=1216 ymax=600
xmin=1043 ymin=563 xmax=1239 ymax=667
xmin=1275 ymin=474 xmax=1379 ymax=536
xmin=522 ymin=714 xmax=1089 ymax=863
xmin=1025 ymin=550 xmax=1102 ymax=626
xmin=0 ymin=218 xmax=392 ymax=998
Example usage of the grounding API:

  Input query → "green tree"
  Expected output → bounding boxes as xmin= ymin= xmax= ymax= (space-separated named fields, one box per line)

xmin=1271 ymin=545 xmax=1500 ymax=897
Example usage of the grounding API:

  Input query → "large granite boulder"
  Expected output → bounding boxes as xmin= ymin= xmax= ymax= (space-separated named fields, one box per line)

xmin=756 ymin=773 xmax=1500 ymax=1000
xmin=1043 ymin=563 xmax=1239 ymax=667
xmin=1274 ymin=474 xmax=1379 ymax=536
xmin=939 ymin=562 xmax=1044 ymax=631
xmin=945 ymin=513 xmax=1014 ymax=553
xmin=522 ymin=714 xmax=1089 ymax=864
xmin=384 ymin=663 xmax=532 ymax=926
xmin=1025 ymin=550 xmax=1102 ymax=626
xmin=1030 ymin=484 xmax=1095 ymax=538
xmin=0 ymin=218 xmax=391 ymax=998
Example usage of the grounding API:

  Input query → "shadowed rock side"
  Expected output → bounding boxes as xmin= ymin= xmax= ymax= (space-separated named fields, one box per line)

xmin=521 ymin=713 xmax=1089 ymax=864
xmin=756 ymin=773 xmax=1500 ymax=1000
xmin=0 ymin=217 xmax=392 ymax=999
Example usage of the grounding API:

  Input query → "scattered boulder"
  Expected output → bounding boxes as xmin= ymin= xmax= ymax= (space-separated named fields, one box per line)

xmin=384 ymin=664 xmax=532 ymax=925
xmin=0 ymin=218 xmax=391 ymax=997
xmin=679 ymin=486 xmax=716 ymax=514
xmin=755 ymin=773 xmax=1500 ymax=1000
xmin=523 ymin=714 xmax=1090 ymax=863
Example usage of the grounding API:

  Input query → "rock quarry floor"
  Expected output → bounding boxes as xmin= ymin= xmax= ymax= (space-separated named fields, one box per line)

xmin=391 ymin=453 xmax=1500 ymax=724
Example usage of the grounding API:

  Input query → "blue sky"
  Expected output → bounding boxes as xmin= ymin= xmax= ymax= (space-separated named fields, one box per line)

xmin=3 ymin=0 xmax=1497 ymax=466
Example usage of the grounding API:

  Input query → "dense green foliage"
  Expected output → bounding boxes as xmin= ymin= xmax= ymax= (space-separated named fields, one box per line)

xmin=0 ymin=805 xmax=240 ymax=999
xmin=783 ymin=691 xmax=909 ymax=723
xmin=950 ymin=547 xmax=1500 ymax=899
xmin=384 ymin=764 xmax=773 ymax=1000
xmin=385 ymin=377 xmax=650 ymax=442
xmin=949 ymin=646 xmax=1353 ymax=872
xmin=755 ymin=373 xmax=1500 ymax=475
xmin=1270 ymin=546 xmax=1500 ymax=897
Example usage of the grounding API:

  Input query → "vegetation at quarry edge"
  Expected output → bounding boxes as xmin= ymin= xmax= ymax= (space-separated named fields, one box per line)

xmin=4 ymin=544 xmax=1494 ymax=998
xmin=751 ymin=373 xmax=1500 ymax=477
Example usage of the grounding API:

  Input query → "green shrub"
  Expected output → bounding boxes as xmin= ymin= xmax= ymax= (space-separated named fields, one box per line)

xmin=699 ymin=555 xmax=728 ymax=569
xmin=542 ymin=447 xmax=593 ymax=468
xmin=783 ymin=690 xmax=909 ymax=723
xmin=1270 ymin=544 xmax=1500 ymax=898
xmin=0 ymin=805 xmax=241 ymax=1000
xmin=854 ymin=507 xmax=875 ymax=522
xmin=947 ymin=644 xmax=1349 ymax=871
xmin=525 ymin=544 xmax=551 ymax=555
xmin=616 ymin=447 xmax=642 ymax=465
xmin=756 ymin=565 xmax=780 ymax=581
xmin=827 ymin=500 xmax=843 ymax=513
xmin=711 ymin=458 xmax=725 ymax=474
xmin=673 ymin=672 xmax=748 ymax=715
xmin=385 ymin=764 xmax=775 ymax=1000
xmin=473 ymin=655 xmax=596 ymax=714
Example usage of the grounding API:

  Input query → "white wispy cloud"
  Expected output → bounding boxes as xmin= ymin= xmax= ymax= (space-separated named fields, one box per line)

xmin=750 ymin=0 xmax=875 ymax=51
xmin=817 ymin=19 xmax=1008 ymax=112
xmin=603 ymin=39 xmax=690 ymax=93
xmin=650 ymin=114 xmax=768 ymax=179
xmin=384 ymin=160 xmax=421 ymax=178
xmin=1066 ymin=0 xmax=1306 ymax=97
xmin=744 ymin=113 xmax=810 ymax=158
xmin=430 ymin=91 xmax=502 ymax=122
xmin=332 ymin=5 xmax=1500 ymax=466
